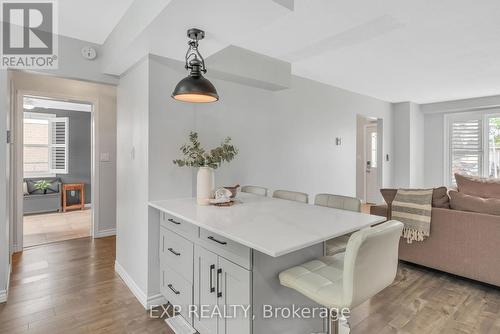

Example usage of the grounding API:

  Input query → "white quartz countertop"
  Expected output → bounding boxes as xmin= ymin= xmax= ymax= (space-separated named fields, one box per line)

xmin=149 ymin=193 xmax=385 ymax=257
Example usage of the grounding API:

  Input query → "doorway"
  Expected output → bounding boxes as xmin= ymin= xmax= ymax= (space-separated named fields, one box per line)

xmin=21 ymin=96 xmax=92 ymax=247
xmin=356 ymin=115 xmax=383 ymax=204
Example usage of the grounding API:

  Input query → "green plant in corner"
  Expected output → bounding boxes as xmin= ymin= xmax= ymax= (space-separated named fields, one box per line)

xmin=34 ymin=180 xmax=51 ymax=194
xmin=173 ymin=132 xmax=238 ymax=169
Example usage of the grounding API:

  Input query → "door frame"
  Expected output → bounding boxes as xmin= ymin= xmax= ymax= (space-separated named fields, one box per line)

xmin=360 ymin=118 xmax=383 ymax=204
xmin=12 ymin=88 xmax=100 ymax=251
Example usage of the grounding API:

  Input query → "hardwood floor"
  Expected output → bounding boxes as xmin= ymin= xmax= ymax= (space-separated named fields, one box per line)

xmin=0 ymin=237 xmax=172 ymax=334
xmin=23 ymin=209 xmax=91 ymax=247
xmin=2 ymin=236 xmax=500 ymax=333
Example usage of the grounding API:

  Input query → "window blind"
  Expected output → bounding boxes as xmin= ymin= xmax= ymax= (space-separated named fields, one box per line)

xmin=450 ymin=118 xmax=482 ymax=184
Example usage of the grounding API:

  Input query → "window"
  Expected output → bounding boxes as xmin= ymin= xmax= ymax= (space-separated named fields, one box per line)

xmin=445 ymin=111 xmax=500 ymax=185
xmin=24 ymin=112 xmax=69 ymax=177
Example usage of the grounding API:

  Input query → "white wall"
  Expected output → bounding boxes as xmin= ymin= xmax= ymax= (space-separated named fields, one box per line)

xmin=423 ymin=113 xmax=445 ymax=187
xmin=116 ymin=58 xmax=150 ymax=296
xmin=0 ymin=70 xmax=10 ymax=301
xmin=393 ymin=102 xmax=425 ymax=188
xmin=116 ymin=56 xmax=195 ymax=303
xmin=193 ymin=73 xmax=394 ymax=199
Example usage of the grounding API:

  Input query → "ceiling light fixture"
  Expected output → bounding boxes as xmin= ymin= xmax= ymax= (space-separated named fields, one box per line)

xmin=172 ymin=28 xmax=219 ymax=103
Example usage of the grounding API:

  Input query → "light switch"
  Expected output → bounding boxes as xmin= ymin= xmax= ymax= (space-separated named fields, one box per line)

xmin=100 ymin=152 xmax=110 ymax=162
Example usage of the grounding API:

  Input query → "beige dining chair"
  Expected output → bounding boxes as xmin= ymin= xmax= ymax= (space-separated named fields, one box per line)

xmin=273 ymin=190 xmax=309 ymax=204
xmin=314 ymin=194 xmax=362 ymax=256
xmin=279 ymin=220 xmax=403 ymax=334
xmin=241 ymin=185 xmax=268 ymax=197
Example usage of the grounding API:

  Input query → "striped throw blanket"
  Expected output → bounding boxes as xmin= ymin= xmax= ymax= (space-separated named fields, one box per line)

xmin=392 ymin=189 xmax=433 ymax=243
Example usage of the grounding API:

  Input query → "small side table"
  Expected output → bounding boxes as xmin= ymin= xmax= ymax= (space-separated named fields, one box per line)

xmin=62 ymin=183 xmax=85 ymax=212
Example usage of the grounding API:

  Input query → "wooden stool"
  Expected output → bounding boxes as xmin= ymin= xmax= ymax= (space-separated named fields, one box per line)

xmin=62 ymin=183 xmax=85 ymax=212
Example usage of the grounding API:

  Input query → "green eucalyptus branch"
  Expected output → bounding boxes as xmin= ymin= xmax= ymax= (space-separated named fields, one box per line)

xmin=173 ymin=132 xmax=238 ymax=169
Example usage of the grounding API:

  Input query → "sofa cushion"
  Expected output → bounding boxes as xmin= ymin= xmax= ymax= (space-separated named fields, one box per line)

xmin=455 ymin=173 xmax=500 ymax=199
xmin=380 ymin=187 xmax=450 ymax=209
xmin=449 ymin=190 xmax=500 ymax=216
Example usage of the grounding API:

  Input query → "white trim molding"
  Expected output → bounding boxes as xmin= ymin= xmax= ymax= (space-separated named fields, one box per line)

xmin=94 ymin=228 xmax=116 ymax=238
xmin=0 ymin=264 xmax=12 ymax=303
xmin=0 ymin=290 xmax=6 ymax=303
xmin=114 ymin=261 xmax=166 ymax=309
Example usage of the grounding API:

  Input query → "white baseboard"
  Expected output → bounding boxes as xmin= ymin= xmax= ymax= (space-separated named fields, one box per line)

xmin=94 ymin=228 xmax=116 ymax=238
xmin=0 ymin=264 xmax=12 ymax=303
xmin=114 ymin=260 xmax=166 ymax=309
xmin=0 ymin=290 xmax=6 ymax=303
xmin=12 ymin=243 xmax=22 ymax=253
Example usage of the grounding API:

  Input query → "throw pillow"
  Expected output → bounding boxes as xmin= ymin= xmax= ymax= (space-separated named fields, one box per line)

xmin=449 ymin=190 xmax=500 ymax=216
xmin=455 ymin=173 xmax=500 ymax=199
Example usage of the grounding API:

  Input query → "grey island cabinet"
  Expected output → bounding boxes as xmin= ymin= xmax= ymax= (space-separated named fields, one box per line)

xmin=150 ymin=193 xmax=384 ymax=334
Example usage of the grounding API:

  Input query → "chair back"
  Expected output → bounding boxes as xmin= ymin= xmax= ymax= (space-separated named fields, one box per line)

xmin=342 ymin=220 xmax=403 ymax=308
xmin=314 ymin=194 xmax=361 ymax=212
xmin=273 ymin=190 xmax=309 ymax=204
xmin=241 ymin=185 xmax=268 ymax=197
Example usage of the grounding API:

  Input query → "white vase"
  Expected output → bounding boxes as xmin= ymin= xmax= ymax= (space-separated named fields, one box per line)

xmin=197 ymin=167 xmax=215 ymax=205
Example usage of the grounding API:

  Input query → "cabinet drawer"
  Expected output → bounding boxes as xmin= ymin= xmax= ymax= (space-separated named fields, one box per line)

xmin=161 ymin=211 xmax=199 ymax=239
xmin=199 ymin=229 xmax=252 ymax=270
xmin=161 ymin=265 xmax=193 ymax=322
xmin=162 ymin=227 xmax=194 ymax=282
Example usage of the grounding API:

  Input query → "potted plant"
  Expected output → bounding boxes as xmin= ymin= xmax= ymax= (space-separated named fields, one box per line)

xmin=34 ymin=180 xmax=51 ymax=194
xmin=174 ymin=132 xmax=238 ymax=205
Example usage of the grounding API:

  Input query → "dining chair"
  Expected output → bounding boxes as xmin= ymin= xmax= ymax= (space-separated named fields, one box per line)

xmin=273 ymin=190 xmax=309 ymax=204
xmin=241 ymin=185 xmax=268 ymax=197
xmin=279 ymin=220 xmax=403 ymax=334
xmin=314 ymin=194 xmax=362 ymax=256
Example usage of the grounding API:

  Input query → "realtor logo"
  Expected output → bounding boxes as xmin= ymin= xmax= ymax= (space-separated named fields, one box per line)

xmin=1 ymin=0 xmax=58 ymax=68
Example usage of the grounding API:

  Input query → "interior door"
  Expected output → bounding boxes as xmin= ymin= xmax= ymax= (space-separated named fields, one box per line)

xmin=218 ymin=257 xmax=251 ymax=334
xmin=365 ymin=125 xmax=379 ymax=204
xmin=194 ymin=245 xmax=219 ymax=334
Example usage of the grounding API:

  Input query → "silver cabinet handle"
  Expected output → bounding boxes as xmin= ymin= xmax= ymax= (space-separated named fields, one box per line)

xmin=210 ymin=264 xmax=215 ymax=293
xmin=217 ymin=268 xmax=222 ymax=298
xmin=168 ymin=218 xmax=181 ymax=225
xmin=168 ymin=248 xmax=180 ymax=256
xmin=208 ymin=236 xmax=227 ymax=245
xmin=168 ymin=284 xmax=180 ymax=295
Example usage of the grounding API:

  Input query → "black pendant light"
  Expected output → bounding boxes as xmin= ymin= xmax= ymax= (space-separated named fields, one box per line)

xmin=172 ymin=28 xmax=219 ymax=103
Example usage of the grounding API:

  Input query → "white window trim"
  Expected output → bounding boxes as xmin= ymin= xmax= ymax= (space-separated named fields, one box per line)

xmin=444 ymin=108 xmax=500 ymax=186
xmin=23 ymin=112 xmax=69 ymax=178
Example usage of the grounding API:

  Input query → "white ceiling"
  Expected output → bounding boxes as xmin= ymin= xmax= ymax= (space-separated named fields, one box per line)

xmin=62 ymin=0 xmax=500 ymax=103
xmin=24 ymin=97 xmax=92 ymax=112
xmin=59 ymin=0 xmax=134 ymax=44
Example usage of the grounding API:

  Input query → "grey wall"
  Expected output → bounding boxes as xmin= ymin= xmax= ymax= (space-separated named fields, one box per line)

xmin=28 ymin=108 xmax=91 ymax=203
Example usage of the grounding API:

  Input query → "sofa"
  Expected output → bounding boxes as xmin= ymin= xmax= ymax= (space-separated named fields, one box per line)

xmin=370 ymin=177 xmax=500 ymax=287
xmin=24 ymin=178 xmax=62 ymax=214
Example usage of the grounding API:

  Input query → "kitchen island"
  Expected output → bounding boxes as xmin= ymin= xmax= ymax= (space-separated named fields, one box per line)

xmin=149 ymin=193 xmax=385 ymax=334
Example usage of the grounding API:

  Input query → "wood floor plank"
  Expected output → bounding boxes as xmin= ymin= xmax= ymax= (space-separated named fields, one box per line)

xmin=2 ymin=236 xmax=500 ymax=333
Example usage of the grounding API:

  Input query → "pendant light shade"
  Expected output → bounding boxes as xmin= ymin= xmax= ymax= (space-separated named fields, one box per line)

xmin=172 ymin=29 xmax=219 ymax=103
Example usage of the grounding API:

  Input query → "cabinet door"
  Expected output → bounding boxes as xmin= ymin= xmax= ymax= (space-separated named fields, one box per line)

xmin=194 ymin=245 xmax=219 ymax=334
xmin=218 ymin=257 xmax=251 ymax=334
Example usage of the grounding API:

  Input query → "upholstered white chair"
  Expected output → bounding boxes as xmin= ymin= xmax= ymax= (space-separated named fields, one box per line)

xmin=273 ymin=190 xmax=309 ymax=204
xmin=279 ymin=220 xmax=403 ymax=334
xmin=241 ymin=185 xmax=268 ymax=197
xmin=315 ymin=194 xmax=362 ymax=255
